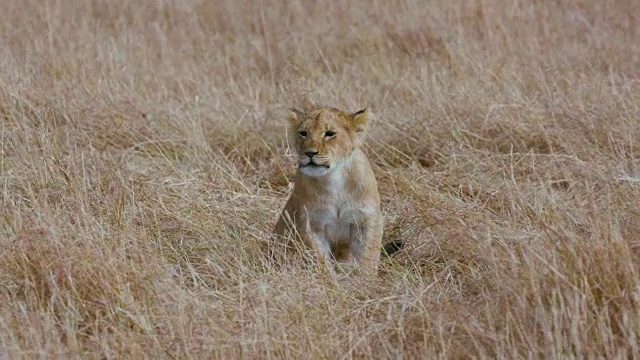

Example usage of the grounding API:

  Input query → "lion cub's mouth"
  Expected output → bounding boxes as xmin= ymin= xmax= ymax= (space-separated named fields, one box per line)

xmin=301 ymin=162 xmax=330 ymax=169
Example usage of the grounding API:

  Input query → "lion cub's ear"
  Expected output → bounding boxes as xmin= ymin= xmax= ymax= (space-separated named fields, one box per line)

xmin=288 ymin=108 xmax=305 ymax=127
xmin=349 ymin=108 xmax=369 ymax=132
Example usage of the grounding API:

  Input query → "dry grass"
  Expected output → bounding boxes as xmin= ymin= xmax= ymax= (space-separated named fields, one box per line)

xmin=0 ymin=0 xmax=639 ymax=358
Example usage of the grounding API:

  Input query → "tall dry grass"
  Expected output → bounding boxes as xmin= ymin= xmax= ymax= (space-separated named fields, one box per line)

xmin=0 ymin=0 xmax=639 ymax=358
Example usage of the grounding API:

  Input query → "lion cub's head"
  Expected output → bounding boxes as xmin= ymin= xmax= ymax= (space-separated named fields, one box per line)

xmin=288 ymin=106 xmax=369 ymax=177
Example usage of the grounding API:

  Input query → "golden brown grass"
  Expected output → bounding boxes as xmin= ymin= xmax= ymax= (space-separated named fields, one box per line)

xmin=1 ymin=0 xmax=639 ymax=358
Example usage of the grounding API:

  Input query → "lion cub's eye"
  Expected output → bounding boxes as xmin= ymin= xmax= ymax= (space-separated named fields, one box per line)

xmin=324 ymin=130 xmax=336 ymax=139
xmin=298 ymin=130 xmax=307 ymax=138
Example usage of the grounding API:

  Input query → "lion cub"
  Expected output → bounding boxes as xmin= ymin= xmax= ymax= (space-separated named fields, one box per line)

xmin=272 ymin=106 xmax=383 ymax=273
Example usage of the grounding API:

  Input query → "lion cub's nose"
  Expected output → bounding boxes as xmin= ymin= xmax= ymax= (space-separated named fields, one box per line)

xmin=304 ymin=150 xmax=319 ymax=158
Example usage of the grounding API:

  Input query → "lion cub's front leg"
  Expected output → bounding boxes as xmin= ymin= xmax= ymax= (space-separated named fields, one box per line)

xmin=272 ymin=207 xmax=335 ymax=272
xmin=347 ymin=217 xmax=384 ymax=272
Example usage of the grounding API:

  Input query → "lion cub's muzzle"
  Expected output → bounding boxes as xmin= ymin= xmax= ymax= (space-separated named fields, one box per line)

xmin=298 ymin=150 xmax=330 ymax=169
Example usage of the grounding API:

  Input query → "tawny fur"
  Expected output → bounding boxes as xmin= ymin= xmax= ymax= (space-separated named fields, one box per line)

xmin=272 ymin=106 xmax=383 ymax=273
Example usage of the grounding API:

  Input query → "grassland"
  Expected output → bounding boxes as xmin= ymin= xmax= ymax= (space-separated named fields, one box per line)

xmin=0 ymin=0 xmax=639 ymax=358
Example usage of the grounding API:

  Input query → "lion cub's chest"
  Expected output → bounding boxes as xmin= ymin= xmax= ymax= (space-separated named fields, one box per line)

xmin=309 ymin=204 xmax=370 ymax=244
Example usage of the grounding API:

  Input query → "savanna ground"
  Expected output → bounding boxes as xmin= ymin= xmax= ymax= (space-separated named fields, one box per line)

xmin=0 ymin=0 xmax=639 ymax=358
